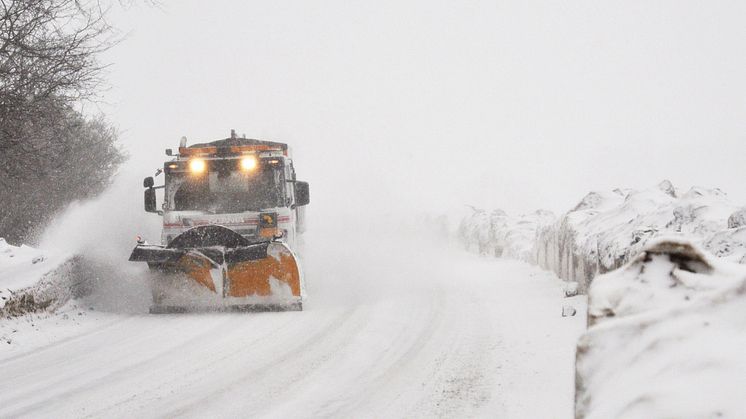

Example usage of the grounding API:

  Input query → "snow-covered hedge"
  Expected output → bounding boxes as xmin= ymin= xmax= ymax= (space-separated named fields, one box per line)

xmin=536 ymin=181 xmax=746 ymax=293
xmin=458 ymin=181 xmax=746 ymax=294
xmin=457 ymin=208 xmax=555 ymax=264
xmin=576 ymin=238 xmax=746 ymax=418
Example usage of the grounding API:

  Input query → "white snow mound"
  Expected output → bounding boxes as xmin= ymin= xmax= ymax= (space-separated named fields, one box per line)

xmin=576 ymin=238 xmax=746 ymax=419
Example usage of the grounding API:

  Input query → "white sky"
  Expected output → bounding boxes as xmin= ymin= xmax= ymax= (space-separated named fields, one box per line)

xmin=98 ymin=0 xmax=746 ymax=216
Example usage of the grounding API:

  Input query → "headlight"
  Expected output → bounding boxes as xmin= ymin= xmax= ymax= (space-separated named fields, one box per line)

xmin=189 ymin=158 xmax=206 ymax=173
xmin=240 ymin=156 xmax=258 ymax=171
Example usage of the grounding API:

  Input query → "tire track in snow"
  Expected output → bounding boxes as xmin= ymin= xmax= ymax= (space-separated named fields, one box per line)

xmin=235 ymin=293 xmax=443 ymax=418
xmin=160 ymin=306 xmax=360 ymax=417
xmin=123 ymin=309 xmax=357 ymax=418
xmin=409 ymin=292 xmax=502 ymax=418
xmin=325 ymin=279 xmax=502 ymax=418
xmin=237 ymin=307 xmax=380 ymax=418
xmin=0 ymin=315 xmax=246 ymax=416
xmin=0 ymin=316 xmax=126 ymax=366
xmin=315 ymin=289 xmax=447 ymax=418
xmin=84 ymin=312 xmax=310 ymax=418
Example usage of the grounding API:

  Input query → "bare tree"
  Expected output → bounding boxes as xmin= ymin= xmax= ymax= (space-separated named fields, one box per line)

xmin=0 ymin=0 xmax=125 ymax=244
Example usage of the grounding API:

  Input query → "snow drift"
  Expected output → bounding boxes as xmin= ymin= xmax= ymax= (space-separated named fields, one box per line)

xmin=576 ymin=238 xmax=746 ymax=419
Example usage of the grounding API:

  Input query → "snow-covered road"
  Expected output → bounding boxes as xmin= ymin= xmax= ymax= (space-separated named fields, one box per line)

xmin=0 ymin=219 xmax=585 ymax=418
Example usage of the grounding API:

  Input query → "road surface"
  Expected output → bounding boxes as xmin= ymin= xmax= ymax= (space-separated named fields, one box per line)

xmin=0 ymin=219 xmax=585 ymax=418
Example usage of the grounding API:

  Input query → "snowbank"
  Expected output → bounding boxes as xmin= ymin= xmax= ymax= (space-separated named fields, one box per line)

xmin=533 ymin=181 xmax=745 ymax=293
xmin=576 ymin=238 xmax=746 ymax=418
xmin=457 ymin=181 xmax=746 ymax=293
xmin=0 ymin=238 xmax=76 ymax=316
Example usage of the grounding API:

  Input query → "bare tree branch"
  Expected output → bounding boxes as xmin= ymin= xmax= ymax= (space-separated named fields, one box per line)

xmin=0 ymin=0 xmax=128 ymax=244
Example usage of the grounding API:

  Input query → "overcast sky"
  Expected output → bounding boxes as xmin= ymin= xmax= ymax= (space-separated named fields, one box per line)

xmin=98 ymin=1 xmax=746 ymax=216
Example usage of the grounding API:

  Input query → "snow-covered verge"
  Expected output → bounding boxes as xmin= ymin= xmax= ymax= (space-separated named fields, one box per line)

xmin=576 ymin=238 xmax=746 ymax=418
xmin=0 ymin=238 xmax=78 ymax=317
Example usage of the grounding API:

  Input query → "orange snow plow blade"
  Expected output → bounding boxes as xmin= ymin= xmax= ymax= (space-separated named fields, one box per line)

xmin=129 ymin=225 xmax=303 ymax=312
xmin=171 ymin=242 xmax=301 ymax=298
xmin=227 ymin=243 xmax=301 ymax=297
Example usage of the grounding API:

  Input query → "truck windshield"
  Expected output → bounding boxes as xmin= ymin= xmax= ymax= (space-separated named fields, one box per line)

xmin=171 ymin=166 xmax=284 ymax=212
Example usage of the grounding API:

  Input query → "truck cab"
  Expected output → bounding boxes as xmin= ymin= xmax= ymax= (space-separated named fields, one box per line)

xmin=143 ymin=133 xmax=309 ymax=249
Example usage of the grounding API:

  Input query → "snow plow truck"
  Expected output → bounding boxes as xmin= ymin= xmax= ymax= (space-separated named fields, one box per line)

xmin=129 ymin=130 xmax=310 ymax=313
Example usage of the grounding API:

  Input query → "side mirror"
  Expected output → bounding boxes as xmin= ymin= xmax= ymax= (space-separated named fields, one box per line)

xmin=295 ymin=181 xmax=310 ymax=206
xmin=143 ymin=176 xmax=154 ymax=188
xmin=144 ymin=188 xmax=157 ymax=213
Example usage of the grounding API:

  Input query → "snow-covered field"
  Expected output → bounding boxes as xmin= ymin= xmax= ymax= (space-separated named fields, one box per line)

xmin=0 ymin=216 xmax=585 ymax=418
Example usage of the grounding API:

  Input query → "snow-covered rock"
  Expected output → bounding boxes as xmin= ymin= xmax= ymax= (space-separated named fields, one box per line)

xmin=576 ymin=238 xmax=746 ymax=419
